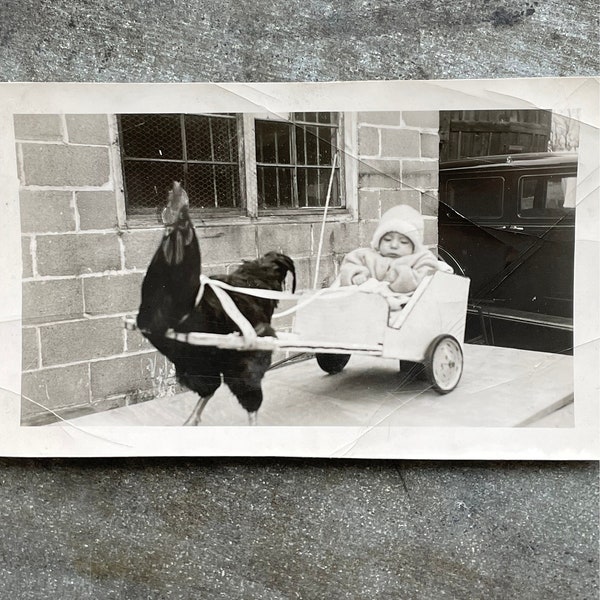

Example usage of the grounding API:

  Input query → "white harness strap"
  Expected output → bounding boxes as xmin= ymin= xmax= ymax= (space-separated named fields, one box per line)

xmin=271 ymin=284 xmax=359 ymax=318
xmin=195 ymin=275 xmax=259 ymax=345
xmin=195 ymin=275 xmax=298 ymax=304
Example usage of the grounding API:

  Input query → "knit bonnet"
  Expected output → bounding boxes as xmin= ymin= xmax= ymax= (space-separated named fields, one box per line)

xmin=371 ymin=204 xmax=425 ymax=251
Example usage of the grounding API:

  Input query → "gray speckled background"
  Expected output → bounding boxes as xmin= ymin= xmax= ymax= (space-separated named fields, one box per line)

xmin=1 ymin=1 xmax=598 ymax=598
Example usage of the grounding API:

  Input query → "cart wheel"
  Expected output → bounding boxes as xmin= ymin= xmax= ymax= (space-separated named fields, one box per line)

xmin=424 ymin=335 xmax=463 ymax=394
xmin=315 ymin=353 xmax=350 ymax=374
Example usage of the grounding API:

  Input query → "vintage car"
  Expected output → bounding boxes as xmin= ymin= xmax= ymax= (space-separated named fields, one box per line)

xmin=438 ymin=152 xmax=577 ymax=354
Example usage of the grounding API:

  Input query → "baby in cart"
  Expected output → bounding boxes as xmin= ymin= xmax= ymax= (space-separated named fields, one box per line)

xmin=339 ymin=204 xmax=452 ymax=327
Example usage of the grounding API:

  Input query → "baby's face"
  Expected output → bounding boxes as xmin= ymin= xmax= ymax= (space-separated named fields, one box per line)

xmin=379 ymin=232 xmax=414 ymax=257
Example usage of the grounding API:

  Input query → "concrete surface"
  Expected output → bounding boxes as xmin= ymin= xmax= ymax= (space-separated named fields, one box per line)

xmin=0 ymin=0 xmax=598 ymax=82
xmin=0 ymin=457 xmax=597 ymax=599
xmin=56 ymin=345 xmax=574 ymax=428
xmin=526 ymin=402 xmax=574 ymax=428
xmin=1 ymin=1 xmax=599 ymax=598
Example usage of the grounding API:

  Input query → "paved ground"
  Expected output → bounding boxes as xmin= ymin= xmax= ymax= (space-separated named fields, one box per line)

xmin=54 ymin=344 xmax=574 ymax=428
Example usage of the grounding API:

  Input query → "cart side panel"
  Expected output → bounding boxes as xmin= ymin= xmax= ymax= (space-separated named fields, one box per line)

xmin=382 ymin=272 xmax=470 ymax=361
xmin=293 ymin=290 xmax=388 ymax=346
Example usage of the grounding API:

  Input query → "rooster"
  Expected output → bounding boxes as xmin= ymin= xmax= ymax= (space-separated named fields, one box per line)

xmin=137 ymin=182 xmax=296 ymax=425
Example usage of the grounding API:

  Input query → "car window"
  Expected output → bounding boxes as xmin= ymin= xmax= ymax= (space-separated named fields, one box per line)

xmin=518 ymin=175 xmax=577 ymax=218
xmin=445 ymin=177 xmax=504 ymax=218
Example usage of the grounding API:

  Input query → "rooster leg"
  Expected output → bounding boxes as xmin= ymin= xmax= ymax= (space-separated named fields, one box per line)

xmin=248 ymin=411 xmax=258 ymax=426
xmin=183 ymin=393 xmax=215 ymax=426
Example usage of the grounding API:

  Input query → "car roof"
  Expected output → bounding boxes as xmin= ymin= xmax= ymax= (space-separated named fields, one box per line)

xmin=440 ymin=152 xmax=578 ymax=172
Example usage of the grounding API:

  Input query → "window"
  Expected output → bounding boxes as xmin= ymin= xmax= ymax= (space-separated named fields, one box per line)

xmin=119 ymin=114 xmax=240 ymax=215
xmin=118 ymin=112 xmax=342 ymax=218
xmin=255 ymin=113 xmax=341 ymax=210
xmin=445 ymin=177 xmax=504 ymax=218
xmin=518 ymin=175 xmax=577 ymax=218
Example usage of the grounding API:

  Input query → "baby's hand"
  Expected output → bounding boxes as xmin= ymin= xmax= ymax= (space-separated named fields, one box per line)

xmin=352 ymin=273 xmax=369 ymax=286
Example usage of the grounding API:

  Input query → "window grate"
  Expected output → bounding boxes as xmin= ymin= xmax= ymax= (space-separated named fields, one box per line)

xmin=118 ymin=113 xmax=240 ymax=213
xmin=118 ymin=112 xmax=343 ymax=217
xmin=255 ymin=112 xmax=341 ymax=210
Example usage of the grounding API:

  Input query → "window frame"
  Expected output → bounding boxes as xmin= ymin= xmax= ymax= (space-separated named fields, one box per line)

xmin=253 ymin=112 xmax=344 ymax=214
xmin=117 ymin=113 xmax=244 ymax=220
xmin=114 ymin=112 xmax=355 ymax=227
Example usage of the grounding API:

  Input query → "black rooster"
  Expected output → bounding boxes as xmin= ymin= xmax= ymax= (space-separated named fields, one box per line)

xmin=137 ymin=182 xmax=296 ymax=425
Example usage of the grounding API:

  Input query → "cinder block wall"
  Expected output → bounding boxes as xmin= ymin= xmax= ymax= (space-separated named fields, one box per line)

xmin=355 ymin=111 xmax=440 ymax=249
xmin=17 ymin=114 xmax=171 ymax=425
xmin=18 ymin=112 xmax=439 ymax=425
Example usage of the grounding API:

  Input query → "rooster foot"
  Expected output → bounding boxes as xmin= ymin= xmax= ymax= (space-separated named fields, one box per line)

xmin=183 ymin=393 xmax=214 ymax=426
xmin=183 ymin=413 xmax=201 ymax=426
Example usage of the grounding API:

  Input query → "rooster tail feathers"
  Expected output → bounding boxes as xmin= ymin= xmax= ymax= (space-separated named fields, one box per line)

xmin=262 ymin=251 xmax=296 ymax=292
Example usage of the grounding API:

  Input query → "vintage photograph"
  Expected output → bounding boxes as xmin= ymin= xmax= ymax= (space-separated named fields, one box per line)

xmin=1 ymin=79 xmax=598 ymax=457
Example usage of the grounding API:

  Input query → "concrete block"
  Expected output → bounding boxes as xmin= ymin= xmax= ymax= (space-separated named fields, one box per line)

xmin=40 ymin=317 xmax=124 ymax=367
xmin=401 ymin=160 xmax=439 ymax=191
xmin=21 ymin=363 xmax=90 ymax=421
xmin=76 ymin=191 xmax=119 ymax=230
xmin=22 ymin=327 xmax=39 ymax=371
xmin=421 ymin=132 xmax=440 ymax=158
xmin=203 ymin=264 xmax=229 ymax=277
xmin=19 ymin=190 xmax=75 ymax=233
xmin=422 ymin=190 xmax=439 ymax=216
xmin=380 ymin=189 xmax=421 ymax=214
xmin=358 ymin=159 xmax=401 ymax=189
xmin=357 ymin=112 xmax=401 ymax=126
xmin=22 ymin=237 xmax=33 ymax=278
xmin=36 ymin=233 xmax=121 ymax=276
xmin=358 ymin=190 xmax=380 ymax=220
xmin=402 ymin=111 xmax=439 ymax=129
xmin=358 ymin=126 xmax=379 ymax=156
xmin=65 ymin=114 xmax=110 ymax=145
xmin=22 ymin=279 xmax=84 ymax=323
xmin=20 ymin=143 xmax=110 ymax=187
xmin=380 ymin=129 xmax=420 ymax=158
xmin=14 ymin=115 xmax=63 ymax=142
xmin=122 ymin=229 xmax=164 ymax=271
xmin=90 ymin=351 xmax=169 ymax=401
xmin=126 ymin=327 xmax=154 ymax=353
xmin=322 ymin=221 xmax=361 ymax=254
xmin=309 ymin=254 xmax=338 ymax=289
xmin=359 ymin=220 xmax=379 ymax=247
xmin=257 ymin=223 xmax=311 ymax=257
xmin=199 ymin=225 xmax=257 ymax=265
xmin=288 ymin=255 xmax=312 ymax=291
xmin=423 ymin=216 xmax=438 ymax=246
xmin=83 ymin=273 xmax=145 ymax=315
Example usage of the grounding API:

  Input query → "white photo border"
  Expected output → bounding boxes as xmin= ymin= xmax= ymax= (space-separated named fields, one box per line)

xmin=0 ymin=77 xmax=598 ymax=458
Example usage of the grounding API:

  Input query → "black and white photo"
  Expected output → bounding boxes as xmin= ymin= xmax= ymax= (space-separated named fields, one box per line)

xmin=0 ymin=78 xmax=598 ymax=458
